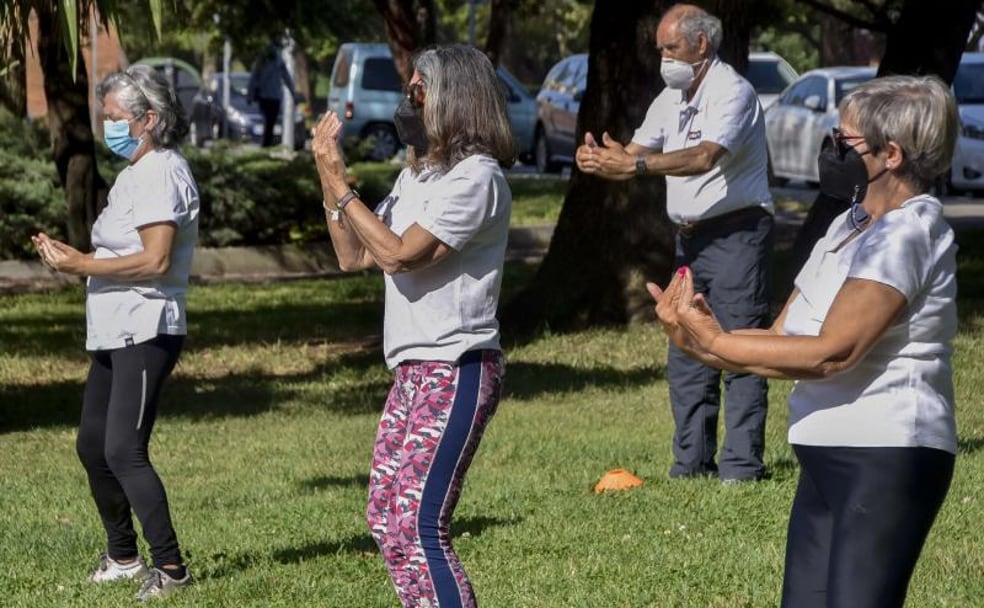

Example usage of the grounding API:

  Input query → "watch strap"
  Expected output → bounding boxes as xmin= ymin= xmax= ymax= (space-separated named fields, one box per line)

xmin=337 ymin=189 xmax=360 ymax=211
xmin=635 ymin=155 xmax=647 ymax=174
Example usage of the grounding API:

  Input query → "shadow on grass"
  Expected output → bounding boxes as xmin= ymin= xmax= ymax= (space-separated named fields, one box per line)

xmin=269 ymin=515 xmax=522 ymax=566
xmin=0 ymin=348 xmax=390 ymax=434
xmin=301 ymin=474 xmax=370 ymax=491
xmin=957 ymin=436 xmax=984 ymax=455
xmin=503 ymin=361 xmax=662 ymax=401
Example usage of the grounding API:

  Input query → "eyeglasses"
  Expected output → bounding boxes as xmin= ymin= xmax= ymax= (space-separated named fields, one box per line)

xmin=832 ymin=127 xmax=864 ymax=156
xmin=406 ymin=81 xmax=426 ymax=109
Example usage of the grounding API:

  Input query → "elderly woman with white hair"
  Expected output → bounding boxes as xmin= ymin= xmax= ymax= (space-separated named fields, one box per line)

xmin=312 ymin=44 xmax=514 ymax=608
xmin=650 ymin=74 xmax=961 ymax=608
xmin=32 ymin=65 xmax=198 ymax=601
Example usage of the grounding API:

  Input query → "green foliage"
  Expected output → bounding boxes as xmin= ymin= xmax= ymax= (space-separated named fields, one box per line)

xmin=0 ymin=110 xmax=65 ymax=258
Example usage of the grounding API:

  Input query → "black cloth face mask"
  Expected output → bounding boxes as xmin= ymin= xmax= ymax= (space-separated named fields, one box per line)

xmin=393 ymin=97 xmax=429 ymax=154
xmin=817 ymin=143 xmax=888 ymax=230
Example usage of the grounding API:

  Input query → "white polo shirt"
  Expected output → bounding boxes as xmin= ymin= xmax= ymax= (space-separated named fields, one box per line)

xmin=632 ymin=58 xmax=773 ymax=223
xmin=375 ymin=154 xmax=511 ymax=369
xmin=782 ymin=195 xmax=958 ymax=454
xmin=86 ymin=149 xmax=200 ymax=351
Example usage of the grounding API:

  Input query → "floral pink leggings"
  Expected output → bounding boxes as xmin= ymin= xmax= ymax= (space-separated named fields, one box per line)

xmin=367 ymin=349 xmax=504 ymax=608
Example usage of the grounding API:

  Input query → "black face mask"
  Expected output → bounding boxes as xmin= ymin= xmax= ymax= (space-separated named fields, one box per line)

xmin=817 ymin=144 xmax=869 ymax=205
xmin=393 ymin=98 xmax=429 ymax=154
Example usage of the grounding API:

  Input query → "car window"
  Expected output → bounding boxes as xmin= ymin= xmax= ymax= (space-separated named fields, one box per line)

xmin=802 ymin=76 xmax=828 ymax=109
xmin=747 ymin=59 xmax=795 ymax=95
xmin=954 ymin=62 xmax=984 ymax=103
xmin=834 ymin=75 xmax=873 ymax=105
xmin=548 ymin=60 xmax=573 ymax=93
xmin=361 ymin=57 xmax=403 ymax=92
xmin=781 ymin=78 xmax=814 ymax=107
xmin=333 ymin=49 xmax=352 ymax=87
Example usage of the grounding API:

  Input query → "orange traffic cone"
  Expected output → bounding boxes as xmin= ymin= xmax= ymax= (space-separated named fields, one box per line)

xmin=594 ymin=469 xmax=644 ymax=493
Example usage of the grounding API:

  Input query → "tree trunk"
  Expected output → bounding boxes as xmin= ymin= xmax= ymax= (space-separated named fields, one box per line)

xmin=704 ymin=0 xmax=760 ymax=75
xmin=374 ymin=0 xmax=436 ymax=83
xmin=0 ymin=26 xmax=27 ymax=116
xmin=501 ymin=1 xmax=675 ymax=335
xmin=484 ymin=0 xmax=514 ymax=67
xmin=877 ymin=0 xmax=979 ymax=81
xmin=36 ymin=5 xmax=108 ymax=252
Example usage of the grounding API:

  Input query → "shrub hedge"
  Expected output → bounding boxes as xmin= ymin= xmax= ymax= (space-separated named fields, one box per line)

xmin=0 ymin=109 xmax=403 ymax=259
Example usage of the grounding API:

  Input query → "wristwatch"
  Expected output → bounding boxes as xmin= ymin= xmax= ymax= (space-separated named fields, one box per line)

xmin=336 ymin=189 xmax=360 ymax=211
xmin=635 ymin=155 xmax=647 ymax=175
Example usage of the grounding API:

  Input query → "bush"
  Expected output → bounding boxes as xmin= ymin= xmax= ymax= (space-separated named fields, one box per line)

xmin=0 ymin=110 xmax=65 ymax=259
xmin=0 ymin=107 xmax=407 ymax=258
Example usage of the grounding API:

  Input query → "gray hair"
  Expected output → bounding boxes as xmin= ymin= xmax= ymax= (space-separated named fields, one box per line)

xmin=410 ymin=44 xmax=516 ymax=171
xmin=671 ymin=4 xmax=723 ymax=54
xmin=96 ymin=64 xmax=188 ymax=148
xmin=841 ymin=75 xmax=958 ymax=192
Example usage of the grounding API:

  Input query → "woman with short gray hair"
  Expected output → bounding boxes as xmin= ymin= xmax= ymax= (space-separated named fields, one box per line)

xmin=650 ymin=74 xmax=959 ymax=607
xmin=311 ymin=44 xmax=513 ymax=608
xmin=32 ymin=65 xmax=197 ymax=601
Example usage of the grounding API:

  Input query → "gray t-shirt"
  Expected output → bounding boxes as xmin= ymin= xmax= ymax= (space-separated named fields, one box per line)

xmin=86 ymin=149 xmax=200 ymax=351
xmin=374 ymin=155 xmax=511 ymax=369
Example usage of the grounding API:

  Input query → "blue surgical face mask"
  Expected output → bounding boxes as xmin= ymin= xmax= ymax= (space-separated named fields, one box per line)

xmin=103 ymin=118 xmax=143 ymax=159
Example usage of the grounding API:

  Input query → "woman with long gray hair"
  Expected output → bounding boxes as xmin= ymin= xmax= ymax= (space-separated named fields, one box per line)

xmin=32 ymin=64 xmax=198 ymax=601
xmin=311 ymin=44 xmax=515 ymax=607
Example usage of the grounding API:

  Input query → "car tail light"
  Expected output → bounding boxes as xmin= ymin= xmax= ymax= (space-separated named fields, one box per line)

xmin=344 ymin=101 xmax=354 ymax=120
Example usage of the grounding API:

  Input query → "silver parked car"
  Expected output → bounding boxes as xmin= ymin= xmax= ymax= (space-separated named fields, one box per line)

xmin=950 ymin=51 xmax=984 ymax=194
xmin=327 ymin=42 xmax=537 ymax=162
xmin=764 ymin=66 xmax=876 ymax=185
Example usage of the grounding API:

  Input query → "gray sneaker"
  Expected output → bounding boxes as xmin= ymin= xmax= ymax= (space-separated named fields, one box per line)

xmin=136 ymin=567 xmax=192 ymax=601
xmin=88 ymin=553 xmax=150 ymax=583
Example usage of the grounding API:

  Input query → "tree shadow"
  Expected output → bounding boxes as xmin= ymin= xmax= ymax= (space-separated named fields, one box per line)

xmin=301 ymin=474 xmax=370 ymax=491
xmin=503 ymin=360 xmax=662 ymax=402
xmin=0 ymin=347 xmax=390 ymax=434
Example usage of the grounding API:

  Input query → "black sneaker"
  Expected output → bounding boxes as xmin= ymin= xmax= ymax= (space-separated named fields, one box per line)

xmin=136 ymin=567 xmax=192 ymax=601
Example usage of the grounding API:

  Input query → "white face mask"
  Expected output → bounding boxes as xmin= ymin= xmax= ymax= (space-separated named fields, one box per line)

xmin=660 ymin=57 xmax=706 ymax=90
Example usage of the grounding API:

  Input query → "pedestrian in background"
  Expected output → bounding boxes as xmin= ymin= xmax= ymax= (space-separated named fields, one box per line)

xmin=577 ymin=3 xmax=774 ymax=483
xmin=249 ymin=37 xmax=296 ymax=147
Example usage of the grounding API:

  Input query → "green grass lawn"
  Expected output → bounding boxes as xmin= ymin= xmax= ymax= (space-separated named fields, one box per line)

xmin=2 ymin=243 xmax=984 ymax=606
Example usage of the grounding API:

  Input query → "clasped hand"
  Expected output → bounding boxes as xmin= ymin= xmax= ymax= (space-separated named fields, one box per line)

xmin=575 ymin=132 xmax=634 ymax=178
xmin=31 ymin=233 xmax=83 ymax=274
xmin=311 ymin=111 xmax=349 ymax=201
xmin=646 ymin=267 xmax=723 ymax=356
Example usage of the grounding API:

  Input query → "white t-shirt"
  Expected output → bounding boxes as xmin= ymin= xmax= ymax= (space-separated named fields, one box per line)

xmin=782 ymin=195 xmax=958 ymax=454
xmin=632 ymin=58 xmax=773 ymax=223
xmin=375 ymin=155 xmax=511 ymax=369
xmin=86 ymin=149 xmax=200 ymax=351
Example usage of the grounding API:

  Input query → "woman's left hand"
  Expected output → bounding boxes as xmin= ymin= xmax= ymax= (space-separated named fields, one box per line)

xmin=311 ymin=111 xmax=349 ymax=201
xmin=31 ymin=233 xmax=85 ymax=275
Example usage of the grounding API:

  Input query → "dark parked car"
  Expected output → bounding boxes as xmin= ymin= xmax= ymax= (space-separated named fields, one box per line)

xmin=188 ymin=72 xmax=306 ymax=149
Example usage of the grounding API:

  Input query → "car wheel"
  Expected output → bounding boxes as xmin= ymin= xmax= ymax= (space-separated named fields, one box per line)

xmin=364 ymin=124 xmax=399 ymax=161
xmin=534 ymin=128 xmax=559 ymax=174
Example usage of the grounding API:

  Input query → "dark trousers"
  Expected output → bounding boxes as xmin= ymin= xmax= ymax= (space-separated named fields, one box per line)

xmin=76 ymin=334 xmax=185 ymax=568
xmin=258 ymin=98 xmax=280 ymax=147
xmin=781 ymin=445 xmax=955 ymax=608
xmin=668 ymin=208 xmax=773 ymax=480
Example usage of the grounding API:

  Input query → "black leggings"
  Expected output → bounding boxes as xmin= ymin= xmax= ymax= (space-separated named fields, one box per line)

xmin=781 ymin=444 xmax=955 ymax=608
xmin=76 ymin=334 xmax=185 ymax=569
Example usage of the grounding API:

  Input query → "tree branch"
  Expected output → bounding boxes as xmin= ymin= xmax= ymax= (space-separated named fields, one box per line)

xmin=794 ymin=0 xmax=890 ymax=31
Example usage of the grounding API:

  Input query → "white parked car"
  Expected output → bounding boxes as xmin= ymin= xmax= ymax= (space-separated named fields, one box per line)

xmin=764 ymin=66 xmax=877 ymax=185
xmin=950 ymin=51 xmax=984 ymax=195
xmin=747 ymin=51 xmax=798 ymax=110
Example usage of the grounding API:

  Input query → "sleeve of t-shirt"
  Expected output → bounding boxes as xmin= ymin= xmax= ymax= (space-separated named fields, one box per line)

xmin=631 ymin=93 xmax=669 ymax=150
xmin=417 ymin=159 xmax=503 ymax=251
xmin=701 ymin=83 xmax=757 ymax=153
xmin=847 ymin=213 xmax=930 ymax=302
xmin=132 ymin=157 xmax=196 ymax=229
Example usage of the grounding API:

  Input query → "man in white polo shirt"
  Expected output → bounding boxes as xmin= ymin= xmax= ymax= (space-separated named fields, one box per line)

xmin=576 ymin=3 xmax=773 ymax=482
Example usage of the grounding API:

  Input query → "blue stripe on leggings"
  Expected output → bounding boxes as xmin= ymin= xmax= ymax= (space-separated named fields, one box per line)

xmin=420 ymin=350 xmax=483 ymax=608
